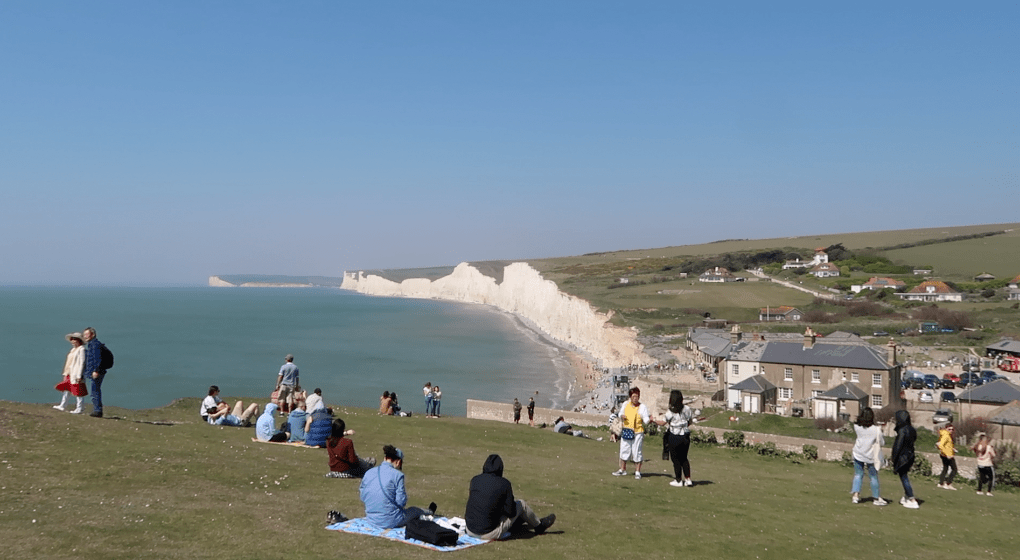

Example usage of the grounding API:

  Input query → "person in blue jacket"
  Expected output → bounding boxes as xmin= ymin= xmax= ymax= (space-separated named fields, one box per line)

xmin=359 ymin=445 xmax=429 ymax=529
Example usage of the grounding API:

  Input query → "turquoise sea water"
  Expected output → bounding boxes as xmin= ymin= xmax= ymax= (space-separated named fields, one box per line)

xmin=0 ymin=287 xmax=573 ymax=416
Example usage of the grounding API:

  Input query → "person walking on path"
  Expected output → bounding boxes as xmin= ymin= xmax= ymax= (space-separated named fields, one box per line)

xmin=972 ymin=433 xmax=996 ymax=496
xmin=54 ymin=332 xmax=87 ymax=413
xmin=850 ymin=407 xmax=887 ymax=506
xmin=527 ymin=397 xmax=535 ymax=427
xmin=275 ymin=354 xmax=299 ymax=414
xmin=612 ymin=387 xmax=650 ymax=480
xmin=936 ymin=424 xmax=958 ymax=490
xmin=82 ymin=327 xmax=107 ymax=417
xmin=423 ymin=382 xmax=433 ymax=417
xmin=891 ymin=410 xmax=919 ymax=509
xmin=656 ymin=389 xmax=695 ymax=488
xmin=512 ymin=398 xmax=522 ymax=424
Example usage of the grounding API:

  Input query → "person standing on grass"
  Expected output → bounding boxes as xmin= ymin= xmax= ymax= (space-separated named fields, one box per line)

xmin=527 ymin=396 xmax=535 ymax=426
xmin=613 ymin=387 xmax=650 ymax=480
xmin=972 ymin=433 xmax=996 ymax=496
xmin=656 ymin=389 xmax=695 ymax=488
xmin=513 ymin=398 xmax=522 ymax=424
xmin=891 ymin=410 xmax=919 ymax=509
xmin=82 ymin=327 xmax=108 ymax=417
xmin=274 ymin=354 xmax=299 ymax=414
xmin=423 ymin=382 xmax=433 ymax=417
xmin=850 ymin=407 xmax=887 ymax=506
xmin=54 ymin=332 xmax=88 ymax=413
xmin=936 ymin=424 xmax=958 ymax=490
xmin=430 ymin=386 xmax=442 ymax=417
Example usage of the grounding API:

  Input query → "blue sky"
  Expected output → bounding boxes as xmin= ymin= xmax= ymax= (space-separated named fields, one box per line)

xmin=1 ymin=1 xmax=1016 ymax=285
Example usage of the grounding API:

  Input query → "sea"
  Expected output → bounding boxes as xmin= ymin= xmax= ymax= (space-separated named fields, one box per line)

xmin=0 ymin=287 xmax=576 ymax=416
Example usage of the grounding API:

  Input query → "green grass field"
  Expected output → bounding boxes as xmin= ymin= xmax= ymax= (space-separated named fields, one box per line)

xmin=2 ymin=399 xmax=1016 ymax=560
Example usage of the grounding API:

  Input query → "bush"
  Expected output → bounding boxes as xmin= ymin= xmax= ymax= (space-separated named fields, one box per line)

xmin=815 ymin=417 xmax=845 ymax=431
xmin=910 ymin=454 xmax=932 ymax=477
xmin=690 ymin=429 xmax=718 ymax=446
xmin=751 ymin=441 xmax=780 ymax=457
xmin=723 ymin=430 xmax=745 ymax=448
xmin=840 ymin=451 xmax=854 ymax=468
xmin=994 ymin=442 xmax=1020 ymax=487
xmin=954 ymin=417 xmax=988 ymax=443
xmin=803 ymin=444 xmax=819 ymax=461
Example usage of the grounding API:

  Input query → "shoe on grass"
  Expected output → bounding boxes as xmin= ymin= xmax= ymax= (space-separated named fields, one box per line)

xmin=684 ymin=478 xmax=693 ymax=487
xmin=851 ymin=495 xmax=860 ymax=504
xmin=534 ymin=514 xmax=556 ymax=535
xmin=669 ymin=479 xmax=683 ymax=487
xmin=634 ymin=472 xmax=641 ymax=480
xmin=873 ymin=498 xmax=888 ymax=506
xmin=903 ymin=498 xmax=919 ymax=509
xmin=612 ymin=469 xmax=626 ymax=476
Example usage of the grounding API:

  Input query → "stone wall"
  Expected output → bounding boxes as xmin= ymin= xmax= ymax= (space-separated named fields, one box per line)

xmin=467 ymin=399 xmax=606 ymax=428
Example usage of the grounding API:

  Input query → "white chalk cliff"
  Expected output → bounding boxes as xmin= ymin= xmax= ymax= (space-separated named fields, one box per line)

xmin=340 ymin=262 xmax=653 ymax=368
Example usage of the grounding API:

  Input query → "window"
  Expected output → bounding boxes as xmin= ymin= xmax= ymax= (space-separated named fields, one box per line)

xmin=812 ymin=369 xmax=821 ymax=383
xmin=851 ymin=371 xmax=859 ymax=382
xmin=811 ymin=390 xmax=822 ymax=399
xmin=872 ymin=373 xmax=882 ymax=387
xmin=841 ymin=371 xmax=846 ymax=381
xmin=785 ymin=368 xmax=793 ymax=381
xmin=872 ymin=394 xmax=883 ymax=407
xmin=732 ymin=364 xmax=739 ymax=376
xmin=779 ymin=387 xmax=792 ymax=400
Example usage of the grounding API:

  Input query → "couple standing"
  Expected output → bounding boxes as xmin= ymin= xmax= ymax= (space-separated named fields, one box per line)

xmin=54 ymin=327 xmax=109 ymax=417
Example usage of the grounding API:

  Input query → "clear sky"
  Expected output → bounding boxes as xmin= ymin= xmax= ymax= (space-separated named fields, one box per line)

xmin=1 ymin=1 xmax=1016 ymax=285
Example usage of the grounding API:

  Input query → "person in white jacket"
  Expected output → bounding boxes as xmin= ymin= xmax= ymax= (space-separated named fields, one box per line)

xmin=850 ymin=407 xmax=887 ymax=506
xmin=54 ymin=332 xmax=88 ymax=413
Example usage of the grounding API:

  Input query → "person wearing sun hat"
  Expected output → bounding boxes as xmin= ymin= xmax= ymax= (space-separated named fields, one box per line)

xmin=54 ymin=332 xmax=88 ymax=413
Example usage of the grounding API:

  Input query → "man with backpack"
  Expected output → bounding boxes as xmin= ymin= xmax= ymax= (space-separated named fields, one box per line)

xmin=82 ymin=327 xmax=111 ymax=417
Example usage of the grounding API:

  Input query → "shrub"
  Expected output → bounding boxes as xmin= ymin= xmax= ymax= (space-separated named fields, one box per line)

xmin=994 ymin=442 xmax=1020 ymax=487
xmin=752 ymin=441 xmax=780 ymax=457
xmin=803 ymin=444 xmax=819 ymax=461
xmin=954 ymin=417 xmax=988 ymax=443
xmin=910 ymin=454 xmax=932 ymax=477
xmin=815 ymin=417 xmax=845 ymax=431
xmin=723 ymin=430 xmax=745 ymax=448
xmin=690 ymin=429 xmax=718 ymax=446
xmin=840 ymin=451 xmax=854 ymax=468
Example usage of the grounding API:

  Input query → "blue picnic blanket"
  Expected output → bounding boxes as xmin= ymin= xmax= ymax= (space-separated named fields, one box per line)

xmin=325 ymin=517 xmax=489 ymax=552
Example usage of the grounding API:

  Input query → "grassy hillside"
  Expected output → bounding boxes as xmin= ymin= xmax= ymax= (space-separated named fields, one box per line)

xmin=2 ymin=399 xmax=1016 ymax=560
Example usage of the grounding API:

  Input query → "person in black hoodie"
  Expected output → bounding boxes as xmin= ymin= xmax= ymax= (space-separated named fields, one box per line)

xmin=464 ymin=454 xmax=555 ymax=540
xmin=891 ymin=410 xmax=920 ymax=509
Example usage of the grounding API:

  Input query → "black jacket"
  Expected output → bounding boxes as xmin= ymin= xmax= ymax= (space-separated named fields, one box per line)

xmin=465 ymin=454 xmax=516 ymax=535
xmin=891 ymin=409 xmax=916 ymax=474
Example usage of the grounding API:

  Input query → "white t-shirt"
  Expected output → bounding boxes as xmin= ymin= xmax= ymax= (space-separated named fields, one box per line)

xmin=852 ymin=424 xmax=884 ymax=464
xmin=200 ymin=395 xmax=221 ymax=418
xmin=664 ymin=407 xmax=695 ymax=436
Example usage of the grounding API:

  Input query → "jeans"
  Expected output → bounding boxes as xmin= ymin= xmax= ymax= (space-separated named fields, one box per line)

xmin=852 ymin=459 xmax=880 ymax=497
xmin=90 ymin=372 xmax=105 ymax=413
xmin=425 ymin=395 xmax=433 ymax=414
xmin=898 ymin=470 xmax=914 ymax=498
xmin=431 ymin=400 xmax=441 ymax=416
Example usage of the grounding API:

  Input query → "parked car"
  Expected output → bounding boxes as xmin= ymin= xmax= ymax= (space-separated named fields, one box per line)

xmin=943 ymin=373 xmax=960 ymax=384
xmin=933 ymin=409 xmax=954 ymax=423
xmin=919 ymin=390 xmax=934 ymax=403
xmin=940 ymin=391 xmax=957 ymax=403
xmin=959 ymin=372 xmax=983 ymax=387
xmin=981 ymin=370 xmax=998 ymax=379
xmin=939 ymin=378 xmax=956 ymax=389
xmin=873 ymin=331 xmax=889 ymax=337
xmin=901 ymin=379 xmax=912 ymax=389
xmin=923 ymin=374 xmax=940 ymax=389
xmin=910 ymin=378 xmax=925 ymax=390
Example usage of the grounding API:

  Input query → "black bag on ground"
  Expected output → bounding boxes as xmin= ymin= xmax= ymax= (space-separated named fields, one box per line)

xmin=405 ymin=517 xmax=458 ymax=546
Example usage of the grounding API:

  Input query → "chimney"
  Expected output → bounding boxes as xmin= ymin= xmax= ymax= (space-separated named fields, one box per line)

xmin=887 ymin=339 xmax=897 ymax=368
xmin=803 ymin=327 xmax=816 ymax=350
xmin=730 ymin=324 xmax=742 ymax=345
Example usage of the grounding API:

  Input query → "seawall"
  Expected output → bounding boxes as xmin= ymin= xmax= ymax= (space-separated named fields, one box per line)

xmin=340 ymin=262 xmax=653 ymax=369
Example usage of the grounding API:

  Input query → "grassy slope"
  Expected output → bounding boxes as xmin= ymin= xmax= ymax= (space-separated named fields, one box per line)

xmin=2 ymin=400 xmax=1016 ymax=560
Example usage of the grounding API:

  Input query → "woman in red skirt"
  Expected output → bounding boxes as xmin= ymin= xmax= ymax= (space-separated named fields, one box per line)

xmin=54 ymin=332 xmax=88 ymax=413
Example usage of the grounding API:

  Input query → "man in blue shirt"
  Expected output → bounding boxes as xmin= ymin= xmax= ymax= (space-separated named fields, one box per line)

xmin=275 ymin=354 xmax=299 ymax=413
xmin=359 ymin=445 xmax=428 ymax=529
xmin=82 ymin=327 xmax=107 ymax=418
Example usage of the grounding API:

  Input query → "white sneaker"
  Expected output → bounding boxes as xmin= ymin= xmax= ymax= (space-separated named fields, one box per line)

xmin=70 ymin=408 xmax=83 ymax=414
xmin=684 ymin=479 xmax=693 ymax=487
xmin=899 ymin=497 xmax=906 ymax=505
xmin=986 ymin=492 xmax=993 ymax=497
xmin=612 ymin=469 xmax=626 ymax=476
xmin=903 ymin=498 xmax=919 ymax=509
xmin=977 ymin=491 xmax=983 ymax=495
xmin=851 ymin=495 xmax=860 ymax=504
xmin=669 ymin=479 xmax=683 ymax=487
xmin=53 ymin=405 xmax=65 ymax=411
xmin=873 ymin=498 xmax=888 ymax=506
xmin=634 ymin=472 xmax=642 ymax=480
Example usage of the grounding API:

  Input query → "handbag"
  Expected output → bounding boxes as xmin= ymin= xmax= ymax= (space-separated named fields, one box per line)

xmin=621 ymin=428 xmax=635 ymax=440
xmin=405 ymin=517 xmax=459 ymax=546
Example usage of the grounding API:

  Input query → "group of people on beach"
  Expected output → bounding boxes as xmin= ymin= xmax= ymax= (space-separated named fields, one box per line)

xmin=53 ymin=327 xmax=110 ymax=418
xmin=849 ymin=407 xmax=997 ymax=509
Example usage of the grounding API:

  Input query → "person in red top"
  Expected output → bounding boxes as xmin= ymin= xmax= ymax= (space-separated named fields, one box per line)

xmin=325 ymin=418 xmax=375 ymax=478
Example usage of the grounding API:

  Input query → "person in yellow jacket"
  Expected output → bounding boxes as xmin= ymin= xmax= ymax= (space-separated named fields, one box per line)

xmin=612 ymin=387 xmax=651 ymax=480
xmin=936 ymin=424 xmax=958 ymax=490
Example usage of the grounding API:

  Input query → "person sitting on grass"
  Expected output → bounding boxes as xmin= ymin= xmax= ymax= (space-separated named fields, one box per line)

xmin=255 ymin=403 xmax=288 ymax=442
xmin=359 ymin=445 xmax=431 ymax=529
xmin=208 ymin=400 xmax=259 ymax=427
xmin=304 ymin=406 xmax=334 ymax=447
xmin=287 ymin=402 xmax=308 ymax=443
xmin=553 ymin=417 xmax=588 ymax=438
xmin=325 ymin=418 xmax=375 ymax=478
xmin=464 ymin=454 xmax=555 ymax=540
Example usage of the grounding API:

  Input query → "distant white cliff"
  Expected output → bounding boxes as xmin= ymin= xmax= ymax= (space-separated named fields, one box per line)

xmin=340 ymin=262 xmax=653 ymax=368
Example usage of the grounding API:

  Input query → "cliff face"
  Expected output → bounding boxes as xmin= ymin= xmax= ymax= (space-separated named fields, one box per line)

xmin=208 ymin=276 xmax=236 ymax=287
xmin=341 ymin=262 xmax=652 ymax=368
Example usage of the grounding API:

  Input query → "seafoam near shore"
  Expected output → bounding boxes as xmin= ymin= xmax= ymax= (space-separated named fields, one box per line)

xmin=340 ymin=262 xmax=654 ymax=415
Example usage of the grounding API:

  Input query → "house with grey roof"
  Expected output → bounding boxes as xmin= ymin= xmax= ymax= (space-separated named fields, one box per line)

xmin=722 ymin=327 xmax=903 ymax=417
xmin=955 ymin=380 xmax=1020 ymax=419
xmin=988 ymin=400 xmax=1020 ymax=443
xmin=814 ymin=382 xmax=870 ymax=421
xmin=986 ymin=338 xmax=1020 ymax=359
xmin=729 ymin=375 xmax=777 ymax=414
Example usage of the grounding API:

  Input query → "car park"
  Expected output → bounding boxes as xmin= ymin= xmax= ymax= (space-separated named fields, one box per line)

xmin=923 ymin=374 xmax=940 ymax=389
xmin=919 ymin=390 xmax=934 ymax=403
xmin=910 ymin=378 xmax=925 ymax=390
xmin=943 ymin=373 xmax=960 ymax=384
xmin=933 ymin=409 xmax=954 ymax=423
xmin=959 ymin=372 xmax=983 ymax=387
xmin=940 ymin=391 xmax=957 ymax=403
xmin=939 ymin=378 xmax=956 ymax=389
xmin=981 ymin=370 xmax=998 ymax=380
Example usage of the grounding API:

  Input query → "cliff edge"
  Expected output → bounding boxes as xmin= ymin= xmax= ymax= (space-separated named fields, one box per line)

xmin=341 ymin=262 xmax=653 ymax=368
